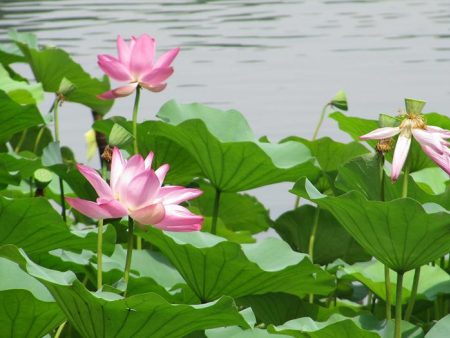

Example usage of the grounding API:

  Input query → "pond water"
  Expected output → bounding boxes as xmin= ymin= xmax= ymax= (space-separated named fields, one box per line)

xmin=1 ymin=0 xmax=450 ymax=218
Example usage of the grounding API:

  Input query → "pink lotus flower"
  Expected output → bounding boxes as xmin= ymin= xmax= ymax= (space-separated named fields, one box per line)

xmin=66 ymin=148 xmax=203 ymax=231
xmin=360 ymin=114 xmax=450 ymax=181
xmin=97 ymin=34 xmax=180 ymax=99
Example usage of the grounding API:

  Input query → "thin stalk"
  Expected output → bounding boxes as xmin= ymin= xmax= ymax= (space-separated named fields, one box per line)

xmin=54 ymin=321 xmax=67 ymax=338
xmin=384 ymin=265 xmax=392 ymax=320
xmin=312 ymin=103 xmax=330 ymax=140
xmin=123 ymin=216 xmax=134 ymax=296
xmin=131 ymin=86 xmax=142 ymax=250
xmin=395 ymin=272 xmax=404 ymax=338
xmin=379 ymin=154 xmax=391 ymax=320
xmin=15 ymin=129 xmax=28 ymax=153
xmin=211 ymin=189 xmax=221 ymax=235
xmin=29 ymin=177 xmax=33 ymax=197
xmin=97 ymin=219 xmax=104 ymax=290
xmin=404 ymin=267 xmax=421 ymax=321
xmin=132 ymin=86 xmax=141 ymax=155
xmin=402 ymin=164 xmax=410 ymax=198
xmin=53 ymin=98 xmax=66 ymax=222
xmin=308 ymin=207 xmax=321 ymax=304
xmin=294 ymin=196 xmax=301 ymax=209
xmin=33 ymin=126 xmax=45 ymax=154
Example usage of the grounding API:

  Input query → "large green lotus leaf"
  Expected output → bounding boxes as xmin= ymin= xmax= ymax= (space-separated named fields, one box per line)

xmin=426 ymin=314 xmax=450 ymax=338
xmin=9 ymin=126 xmax=53 ymax=156
xmin=0 ymin=90 xmax=44 ymax=144
xmin=283 ymin=136 xmax=369 ymax=173
xmin=335 ymin=153 xmax=450 ymax=210
xmin=0 ymin=196 xmax=115 ymax=255
xmin=145 ymin=100 xmax=319 ymax=192
xmin=0 ymin=152 xmax=42 ymax=181
xmin=411 ymin=167 xmax=449 ymax=195
xmin=275 ymin=205 xmax=370 ymax=265
xmin=200 ymin=214 xmax=255 ymax=244
xmin=139 ymin=228 xmax=335 ymax=302
xmin=0 ymin=30 xmax=35 ymax=66
xmin=292 ymin=178 xmax=450 ymax=272
xmin=268 ymin=313 xmax=423 ymax=338
xmin=15 ymin=41 xmax=113 ymax=114
xmin=0 ymin=64 xmax=43 ymax=104
xmin=93 ymin=117 xmax=202 ymax=185
xmin=191 ymin=181 xmax=272 ymax=234
xmin=238 ymin=293 xmax=362 ymax=326
xmin=0 ymin=255 xmax=64 ymax=338
xmin=205 ymin=308 xmax=288 ymax=338
xmin=340 ymin=260 xmax=450 ymax=305
xmin=0 ymin=245 xmax=248 ymax=338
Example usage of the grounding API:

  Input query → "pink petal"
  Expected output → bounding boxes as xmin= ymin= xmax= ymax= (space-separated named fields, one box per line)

xmin=140 ymin=83 xmax=167 ymax=93
xmin=391 ymin=135 xmax=411 ymax=181
xmin=97 ymin=83 xmax=138 ymax=100
xmin=412 ymin=129 xmax=444 ymax=154
xmin=140 ymin=67 xmax=174 ymax=85
xmin=426 ymin=126 xmax=450 ymax=139
xmin=154 ymin=47 xmax=180 ymax=68
xmin=76 ymin=164 xmax=113 ymax=199
xmin=360 ymin=127 xmax=400 ymax=140
xmin=97 ymin=54 xmax=132 ymax=82
xmin=144 ymin=151 xmax=154 ymax=169
xmin=117 ymin=35 xmax=132 ymax=67
xmin=421 ymin=145 xmax=450 ymax=176
xmin=154 ymin=205 xmax=203 ymax=232
xmin=121 ymin=170 xmax=161 ymax=210
xmin=155 ymin=164 xmax=170 ymax=184
xmin=130 ymin=203 xmax=165 ymax=226
xmin=130 ymin=34 xmax=155 ymax=78
xmin=116 ymin=154 xmax=145 ymax=200
xmin=158 ymin=186 xmax=203 ymax=204
xmin=110 ymin=147 xmax=126 ymax=195
xmin=66 ymin=197 xmax=128 ymax=219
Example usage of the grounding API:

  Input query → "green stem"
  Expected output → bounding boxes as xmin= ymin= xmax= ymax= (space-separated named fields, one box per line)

xmin=33 ymin=126 xmax=45 ymax=154
xmin=395 ymin=272 xmax=404 ymax=338
xmin=15 ymin=129 xmax=28 ymax=153
xmin=53 ymin=98 xmax=66 ymax=222
xmin=211 ymin=188 xmax=221 ymax=235
xmin=402 ymin=164 xmax=410 ymax=198
xmin=404 ymin=267 xmax=421 ymax=321
xmin=54 ymin=321 xmax=67 ymax=338
xmin=379 ymin=155 xmax=392 ymax=320
xmin=97 ymin=219 xmax=104 ymax=291
xmin=384 ymin=265 xmax=392 ymax=320
xmin=308 ymin=207 xmax=320 ymax=304
xmin=312 ymin=103 xmax=330 ymax=140
xmin=294 ymin=196 xmax=301 ymax=209
xmin=132 ymin=85 xmax=141 ymax=155
xmin=131 ymin=86 xmax=142 ymax=250
xmin=123 ymin=216 xmax=134 ymax=296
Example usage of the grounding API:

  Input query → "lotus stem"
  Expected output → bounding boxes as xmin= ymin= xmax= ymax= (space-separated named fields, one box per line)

xmin=33 ymin=126 xmax=45 ymax=154
xmin=131 ymin=86 xmax=142 ymax=250
xmin=132 ymin=85 xmax=141 ymax=155
xmin=312 ymin=102 xmax=330 ymax=141
xmin=402 ymin=163 xmax=410 ymax=198
xmin=97 ymin=219 xmax=104 ymax=290
xmin=395 ymin=272 xmax=404 ymax=338
xmin=123 ymin=216 xmax=134 ymax=296
xmin=14 ymin=128 xmax=28 ymax=153
xmin=384 ymin=265 xmax=392 ymax=320
xmin=54 ymin=321 xmax=67 ymax=338
xmin=308 ymin=207 xmax=321 ymax=304
xmin=404 ymin=267 xmax=421 ymax=321
xmin=211 ymin=188 xmax=221 ymax=235
xmin=294 ymin=196 xmax=301 ymax=208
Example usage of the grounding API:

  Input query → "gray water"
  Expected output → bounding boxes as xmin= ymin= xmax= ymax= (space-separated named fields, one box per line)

xmin=1 ymin=0 xmax=450 ymax=218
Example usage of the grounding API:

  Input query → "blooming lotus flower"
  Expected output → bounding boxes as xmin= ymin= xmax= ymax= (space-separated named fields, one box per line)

xmin=66 ymin=148 xmax=203 ymax=231
xmin=97 ymin=34 xmax=179 ymax=99
xmin=360 ymin=113 xmax=450 ymax=181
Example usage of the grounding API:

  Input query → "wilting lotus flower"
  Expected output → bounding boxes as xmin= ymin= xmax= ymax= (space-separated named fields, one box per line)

xmin=97 ymin=34 xmax=179 ymax=99
xmin=66 ymin=148 xmax=203 ymax=231
xmin=360 ymin=113 xmax=450 ymax=181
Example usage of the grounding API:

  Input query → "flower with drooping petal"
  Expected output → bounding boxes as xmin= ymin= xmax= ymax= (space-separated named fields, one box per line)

xmin=66 ymin=148 xmax=203 ymax=231
xmin=97 ymin=34 xmax=180 ymax=99
xmin=360 ymin=113 xmax=450 ymax=181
